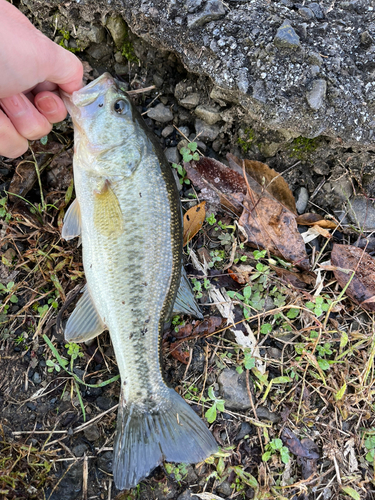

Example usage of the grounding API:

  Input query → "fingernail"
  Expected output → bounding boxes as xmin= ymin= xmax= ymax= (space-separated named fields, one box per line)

xmin=0 ymin=94 xmax=28 ymax=117
xmin=36 ymin=96 xmax=58 ymax=114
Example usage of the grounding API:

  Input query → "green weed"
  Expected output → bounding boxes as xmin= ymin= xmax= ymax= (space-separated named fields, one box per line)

xmin=262 ymin=438 xmax=290 ymax=464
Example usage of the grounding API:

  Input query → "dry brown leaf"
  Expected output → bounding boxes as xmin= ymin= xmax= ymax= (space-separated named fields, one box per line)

xmin=272 ymin=266 xmax=315 ymax=289
xmin=169 ymin=342 xmax=190 ymax=364
xmin=228 ymin=154 xmax=296 ymax=214
xmin=296 ymin=213 xmax=337 ymax=229
xmin=331 ymin=243 xmax=375 ymax=312
xmin=185 ymin=156 xmax=309 ymax=269
xmin=183 ymin=201 xmax=206 ymax=246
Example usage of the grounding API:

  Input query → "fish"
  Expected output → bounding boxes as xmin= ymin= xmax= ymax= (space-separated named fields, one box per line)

xmin=60 ymin=73 xmax=218 ymax=490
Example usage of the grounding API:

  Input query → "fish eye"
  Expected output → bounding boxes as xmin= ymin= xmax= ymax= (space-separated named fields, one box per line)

xmin=113 ymin=99 xmax=129 ymax=115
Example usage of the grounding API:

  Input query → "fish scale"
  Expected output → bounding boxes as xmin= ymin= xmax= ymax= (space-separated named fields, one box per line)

xmin=61 ymin=73 xmax=217 ymax=490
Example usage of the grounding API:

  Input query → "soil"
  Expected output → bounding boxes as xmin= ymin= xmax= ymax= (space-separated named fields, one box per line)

xmin=1 ymin=2 xmax=375 ymax=500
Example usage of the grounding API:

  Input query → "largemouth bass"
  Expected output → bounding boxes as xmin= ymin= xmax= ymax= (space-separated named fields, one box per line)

xmin=60 ymin=73 xmax=217 ymax=490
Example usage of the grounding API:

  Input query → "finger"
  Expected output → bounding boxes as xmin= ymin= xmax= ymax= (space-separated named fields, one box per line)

xmin=32 ymin=81 xmax=59 ymax=94
xmin=36 ymin=32 xmax=84 ymax=94
xmin=0 ymin=109 xmax=28 ymax=158
xmin=0 ymin=93 xmax=52 ymax=141
xmin=34 ymin=91 xmax=67 ymax=124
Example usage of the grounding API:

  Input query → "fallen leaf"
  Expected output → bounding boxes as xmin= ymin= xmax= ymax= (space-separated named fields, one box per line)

xmin=281 ymin=428 xmax=319 ymax=459
xmin=192 ymin=316 xmax=223 ymax=335
xmin=195 ymin=493 xmax=225 ymax=500
xmin=228 ymin=264 xmax=255 ymax=284
xmin=296 ymin=213 xmax=337 ymax=229
xmin=242 ymin=158 xmax=296 ymax=214
xmin=301 ymin=225 xmax=331 ymax=244
xmin=183 ymin=201 xmax=206 ymax=246
xmin=272 ymin=267 xmax=315 ymax=289
xmin=169 ymin=342 xmax=190 ymax=364
xmin=331 ymin=244 xmax=375 ymax=312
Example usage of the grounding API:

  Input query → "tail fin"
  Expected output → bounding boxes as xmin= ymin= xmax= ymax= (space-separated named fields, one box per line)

xmin=113 ymin=388 xmax=218 ymax=490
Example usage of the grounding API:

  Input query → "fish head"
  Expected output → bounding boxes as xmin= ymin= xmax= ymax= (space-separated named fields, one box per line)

xmin=62 ymin=73 xmax=147 ymax=177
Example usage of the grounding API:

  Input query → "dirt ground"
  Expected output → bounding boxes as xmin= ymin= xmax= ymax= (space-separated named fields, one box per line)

xmin=1 ymin=42 xmax=375 ymax=500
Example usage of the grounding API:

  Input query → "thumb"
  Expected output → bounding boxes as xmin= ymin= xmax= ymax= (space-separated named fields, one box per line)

xmin=36 ymin=32 xmax=84 ymax=93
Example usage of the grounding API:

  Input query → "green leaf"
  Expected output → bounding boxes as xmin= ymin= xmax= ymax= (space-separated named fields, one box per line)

xmin=40 ymin=135 xmax=48 ymax=145
xmin=188 ymin=142 xmax=198 ymax=152
xmin=9 ymin=295 xmax=18 ymax=303
xmin=243 ymin=286 xmax=252 ymax=300
xmin=260 ymin=323 xmax=272 ymax=335
xmin=244 ymin=354 xmax=255 ymax=370
xmin=205 ymin=404 xmax=217 ymax=423
xmin=208 ymin=386 xmax=216 ymax=401
xmin=216 ymin=400 xmax=225 ymax=412
xmin=286 ymin=308 xmax=299 ymax=319
xmin=262 ymin=451 xmax=272 ymax=462
xmin=272 ymin=376 xmax=292 ymax=384
xmin=272 ymin=438 xmax=283 ymax=450
xmin=280 ymin=448 xmax=290 ymax=464
xmin=341 ymin=486 xmax=361 ymax=500
xmin=317 ymin=359 xmax=330 ymax=371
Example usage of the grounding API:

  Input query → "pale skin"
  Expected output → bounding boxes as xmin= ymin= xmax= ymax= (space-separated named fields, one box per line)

xmin=0 ymin=0 xmax=83 ymax=158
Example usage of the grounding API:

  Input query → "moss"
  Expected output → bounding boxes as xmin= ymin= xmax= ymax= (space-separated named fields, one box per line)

xmin=58 ymin=29 xmax=80 ymax=53
xmin=289 ymin=136 xmax=320 ymax=160
xmin=237 ymin=127 xmax=257 ymax=154
xmin=121 ymin=26 xmax=139 ymax=63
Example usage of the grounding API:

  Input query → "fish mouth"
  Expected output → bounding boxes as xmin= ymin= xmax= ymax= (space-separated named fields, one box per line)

xmin=60 ymin=72 xmax=116 ymax=114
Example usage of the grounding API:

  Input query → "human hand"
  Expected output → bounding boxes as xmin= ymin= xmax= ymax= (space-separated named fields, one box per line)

xmin=0 ymin=0 xmax=83 ymax=158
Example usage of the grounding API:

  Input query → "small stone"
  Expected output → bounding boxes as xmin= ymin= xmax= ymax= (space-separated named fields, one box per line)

xmin=162 ymin=125 xmax=174 ymax=137
xmin=106 ymin=16 xmax=128 ymax=49
xmin=298 ymin=7 xmax=314 ymax=20
xmin=96 ymin=396 xmax=114 ymax=411
xmin=184 ymin=0 xmax=203 ymax=13
xmin=26 ymin=402 xmax=37 ymax=411
xmin=86 ymin=43 xmax=112 ymax=60
xmin=295 ymin=187 xmax=309 ymax=214
xmin=83 ymin=423 xmax=100 ymax=442
xmin=195 ymin=119 xmax=220 ymax=141
xmin=3 ymin=247 xmax=16 ymax=263
xmin=348 ymin=196 xmax=375 ymax=230
xmin=310 ymin=65 xmax=320 ymax=77
xmin=114 ymin=51 xmax=124 ymax=63
xmin=332 ymin=177 xmax=353 ymax=200
xmin=361 ymin=31 xmax=374 ymax=47
xmin=177 ymin=490 xmax=199 ymax=500
xmin=216 ymin=481 xmax=232 ymax=496
xmin=235 ymin=421 xmax=252 ymax=441
xmin=306 ymin=79 xmax=327 ymax=111
xmin=195 ymin=105 xmax=221 ymax=125
xmin=165 ymin=147 xmax=181 ymax=164
xmin=268 ymin=347 xmax=283 ymax=360
xmin=147 ymin=103 xmax=173 ymax=123
xmin=308 ymin=2 xmax=324 ymax=19
xmin=153 ymin=74 xmax=164 ymax=87
xmin=187 ymin=0 xmax=226 ymax=27
xmin=255 ymin=406 xmax=280 ymax=423
xmin=32 ymin=372 xmax=41 ymax=384
xmin=73 ymin=443 xmax=88 ymax=457
xmin=114 ymin=63 xmax=128 ymax=75
xmin=179 ymin=93 xmax=200 ymax=109
xmin=217 ymin=368 xmax=251 ymax=410
xmin=97 ymin=451 xmax=113 ymax=473
xmin=274 ymin=20 xmax=300 ymax=49
xmin=178 ymin=126 xmax=190 ymax=138
xmin=308 ymin=52 xmax=323 ymax=66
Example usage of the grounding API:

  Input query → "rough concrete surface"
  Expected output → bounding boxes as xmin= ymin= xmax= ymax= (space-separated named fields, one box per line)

xmin=21 ymin=0 xmax=375 ymax=149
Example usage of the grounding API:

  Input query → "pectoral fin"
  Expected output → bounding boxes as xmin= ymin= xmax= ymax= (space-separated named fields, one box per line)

xmin=62 ymin=199 xmax=81 ymax=240
xmin=173 ymin=267 xmax=203 ymax=319
xmin=93 ymin=183 xmax=124 ymax=238
xmin=65 ymin=285 xmax=106 ymax=342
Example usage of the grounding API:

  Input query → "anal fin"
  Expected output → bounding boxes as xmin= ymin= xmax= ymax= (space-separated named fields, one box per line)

xmin=173 ymin=267 xmax=203 ymax=319
xmin=65 ymin=285 xmax=106 ymax=342
xmin=62 ymin=198 xmax=81 ymax=241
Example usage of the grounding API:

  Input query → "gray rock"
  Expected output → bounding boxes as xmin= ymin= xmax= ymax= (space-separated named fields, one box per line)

xmin=361 ymin=31 xmax=374 ymax=47
xmin=73 ymin=443 xmax=88 ymax=457
xmin=147 ymin=103 xmax=173 ymax=123
xmin=97 ymin=451 xmax=113 ymax=473
xmin=162 ymin=125 xmax=174 ymax=137
xmin=217 ymin=368 xmax=251 ymax=410
xmin=216 ymin=480 xmax=232 ymax=496
xmin=32 ymin=372 xmax=41 ymax=384
xmin=165 ymin=147 xmax=181 ymax=164
xmin=308 ymin=52 xmax=323 ymax=66
xmin=195 ymin=105 xmax=221 ymax=125
xmin=348 ymin=196 xmax=375 ymax=230
xmin=153 ymin=74 xmax=164 ymax=87
xmin=268 ymin=347 xmax=283 ymax=360
xmin=76 ymin=24 xmax=106 ymax=45
xmin=308 ymin=2 xmax=324 ymax=19
xmin=83 ymin=423 xmax=100 ymax=442
xmin=184 ymin=0 xmax=203 ymax=13
xmin=96 ymin=396 xmax=114 ymax=410
xmin=274 ymin=20 xmax=300 ymax=49
xmin=178 ymin=126 xmax=190 ymax=138
xmin=195 ymin=119 xmax=220 ymax=141
xmin=255 ymin=406 xmax=280 ymax=423
xmin=179 ymin=93 xmax=200 ymax=109
xmin=306 ymin=79 xmax=327 ymax=111
xmin=187 ymin=0 xmax=226 ymax=27
xmin=86 ymin=43 xmax=112 ymax=60
xmin=106 ymin=15 xmax=128 ymax=49
xmin=177 ymin=490 xmax=199 ymax=500
xmin=332 ymin=176 xmax=353 ymax=200
xmin=298 ymin=7 xmax=314 ymax=20
xmin=295 ymin=186 xmax=309 ymax=214
xmin=235 ymin=421 xmax=252 ymax=441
